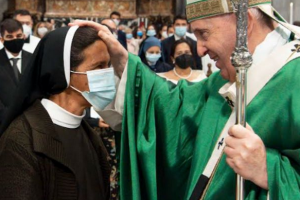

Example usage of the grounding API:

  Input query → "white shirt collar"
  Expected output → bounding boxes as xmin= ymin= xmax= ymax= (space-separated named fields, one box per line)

xmin=41 ymin=98 xmax=86 ymax=129
xmin=218 ymin=25 xmax=290 ymax=107
xmin=5 ymin=49 xmax=22 ymax=59
xmin=174 ymin=34 xmax=186 ymax=41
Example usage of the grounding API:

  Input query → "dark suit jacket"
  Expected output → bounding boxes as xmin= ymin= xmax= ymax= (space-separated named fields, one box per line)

xmin=0 ymin=48 xmax=32 ymax=123
xmin=0 ymin=100 xmax=111 ymax=199
xmin=118 ymin=30 xmax=127 ymax=50
xmin=161 ymin=35 xmax=202 ymax=70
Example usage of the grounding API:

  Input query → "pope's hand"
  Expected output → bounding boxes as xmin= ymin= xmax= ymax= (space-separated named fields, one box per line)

xmin=224 ymin=124 xmax=268 ymax=190
xmin=69 ymin=20 xmax=128 ymax=77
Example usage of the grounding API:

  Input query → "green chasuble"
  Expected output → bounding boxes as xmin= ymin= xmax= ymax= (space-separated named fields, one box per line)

xmin=119 ymin=53 xmax=300 ymax=200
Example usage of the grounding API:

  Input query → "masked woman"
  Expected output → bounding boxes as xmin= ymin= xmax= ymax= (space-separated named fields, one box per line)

xmin=0 ymin=26 xmax=113 ymax=200
xmin=139 ymin=36 xmax=172 ymax=73
xmin=158 ymin=39 xmax=207 ymax=84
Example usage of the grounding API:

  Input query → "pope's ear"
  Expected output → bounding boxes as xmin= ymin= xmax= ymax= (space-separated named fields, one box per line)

xmin=247 ymin=10 xmax=255 ymax=37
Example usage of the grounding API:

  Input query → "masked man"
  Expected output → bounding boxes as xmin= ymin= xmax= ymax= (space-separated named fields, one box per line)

xmin=13 ymin=9 xmax=41 ymax=53
xmin=0 ymin=19 xmax=32 ymax=125
xmin=162 ymin=15 xmax=203 ymax=70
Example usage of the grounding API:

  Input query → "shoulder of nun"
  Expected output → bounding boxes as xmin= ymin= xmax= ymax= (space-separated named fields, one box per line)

xmin=0 ymin=114 xmax=34 ymax=152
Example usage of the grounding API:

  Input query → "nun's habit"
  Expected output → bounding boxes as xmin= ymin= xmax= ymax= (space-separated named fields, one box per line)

xmin=0 ymin=27 xmax=110 ymax=200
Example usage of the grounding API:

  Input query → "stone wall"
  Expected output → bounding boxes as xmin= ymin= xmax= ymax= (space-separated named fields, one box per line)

xmin=45 ymin=0 xmax=136 ymax=18
xmin=0 ymin=0 xmax=8 ymax=21
xmin=45 ymin=0 xmax=174 ymax=19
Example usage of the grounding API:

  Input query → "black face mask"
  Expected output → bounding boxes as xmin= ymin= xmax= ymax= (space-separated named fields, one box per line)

xmin=3 ymin=39 xmax=25 ymax=54
xmin=175 ymin=54 xmax=194 ymax=69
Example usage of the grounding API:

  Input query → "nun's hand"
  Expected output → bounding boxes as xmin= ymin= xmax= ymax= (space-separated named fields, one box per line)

xmin=69 ymin=20 xmax=127 ymax=77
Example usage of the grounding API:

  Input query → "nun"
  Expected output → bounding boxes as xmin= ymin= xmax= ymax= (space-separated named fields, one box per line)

xmin=0 ymin=26 xmax=113 ymax=199
xmin=139 ymin=36 xmax=172 ymax=73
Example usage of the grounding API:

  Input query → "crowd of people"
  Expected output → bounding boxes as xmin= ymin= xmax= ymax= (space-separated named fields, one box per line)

xmin=0 ymin=0 xmax=300 ymax=199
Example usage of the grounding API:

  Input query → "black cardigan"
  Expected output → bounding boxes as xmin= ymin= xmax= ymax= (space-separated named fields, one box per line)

xmin=0 ymin=100 xmax=111 ymax=200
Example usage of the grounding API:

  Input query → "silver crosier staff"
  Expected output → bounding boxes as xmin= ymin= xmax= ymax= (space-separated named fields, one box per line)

xmin=230 ymin=0 xmax=253 ymax=200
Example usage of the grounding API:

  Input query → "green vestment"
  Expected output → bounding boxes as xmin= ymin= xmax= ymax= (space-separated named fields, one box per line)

xmin=119 ymin=51 xmax=300 ymax=200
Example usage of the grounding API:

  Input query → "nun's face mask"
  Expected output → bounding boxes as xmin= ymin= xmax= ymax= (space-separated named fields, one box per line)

xmin=69 ymin=40 xmax=116 ymax=111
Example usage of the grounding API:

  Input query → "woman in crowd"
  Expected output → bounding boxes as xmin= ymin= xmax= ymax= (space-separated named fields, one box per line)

xmin=0 ymin=26 xmax=112 ymax=199
xmin=33 ymin=21 xmax=50 ymax=38
xmin=167 ymin=24 xmax=174 ymax=37
xmin=146 ymin=24 xmax=157 ymax=37
xmin=158 ymin=39 xmax=206 ymax=84
xmin=132 ymin=26 xmax=145 ymax=40
xmin=160 ymin=24 xmax=168 ymax=40
xmin=125 ymin=27 xmax=140 ymax=55
xmin=140 ymin=36 xmax=171 ymax=73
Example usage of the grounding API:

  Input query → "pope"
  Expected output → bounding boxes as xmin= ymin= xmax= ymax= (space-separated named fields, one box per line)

xmin=71 ymin=0 xmax=300 ymax=199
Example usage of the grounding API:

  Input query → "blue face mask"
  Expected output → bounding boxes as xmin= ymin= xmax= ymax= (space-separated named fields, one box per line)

xmin=175 ymin=26 xmax=187 ymax=37
xmin=146 ymin=52 xmax=161 ymax=64
xmin=137 ymin=31 xmax=143 ymax=37
xmin=126 ymin=33 xmax=133 ymax=39
xmin=70 ymin=68 xmax=116 ymax=111
xmin=147 ymin=29 xmax=156 ymax=37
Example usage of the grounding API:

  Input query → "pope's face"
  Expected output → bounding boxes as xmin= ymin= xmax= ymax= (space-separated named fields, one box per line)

xmin=191 ymin=14 xmax=237 ymax=82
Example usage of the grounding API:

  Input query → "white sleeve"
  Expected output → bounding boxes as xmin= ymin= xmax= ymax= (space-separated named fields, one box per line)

xmin=96 ymin=62 xmax=128 ymax=131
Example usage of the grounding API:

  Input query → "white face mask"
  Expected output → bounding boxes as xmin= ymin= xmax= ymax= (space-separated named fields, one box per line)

xmin=113 ymin=32 xmax=118 ymax=39
xmin=112 ymin=19 xmax=120 ymax=26
xmin=22 ymin=24 xmax=32 ymax=38
xmin=147 ymin=30 xmax=156 ymax=37
xmin=37 ymin=27 xmax=48 ymax=37
xmin=146 ymin=52 xmax=161 ymax=64
xmin=175 ymin=26 xmax=187 ymax=37
xmin=70 ymin=68 xmax=116 ymax=111
xmin=162 ymin=31 xmax=168 ymax=38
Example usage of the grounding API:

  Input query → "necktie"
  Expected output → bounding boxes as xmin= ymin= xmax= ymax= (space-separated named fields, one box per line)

xmin=10 ymin=58 xmax=20 ymax=81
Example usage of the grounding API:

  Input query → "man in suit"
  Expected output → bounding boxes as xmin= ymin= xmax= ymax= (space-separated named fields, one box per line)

xmin=162 ymin=15 xmax=202 ymax=70
xmin=13 ymin=9 xmax=40 ymax=53
xmin=110 ymin=11 xmax=127 ymax=50
xmin=0 ymin=19 xmax=32 ymax=124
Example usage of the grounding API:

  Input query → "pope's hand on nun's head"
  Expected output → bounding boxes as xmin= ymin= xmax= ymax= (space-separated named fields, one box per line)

xmin=69 ymin=20 xmax=114 ymax=40
xmin=69 ymin=20 xmax=109 ymax=33
xmin=224 ymin=124 xmax=268 ymax=190
xmin=69 ymin=20 xmax=126 ymax=56
xmin=69 ymin=20 xmax=127 ymax=77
